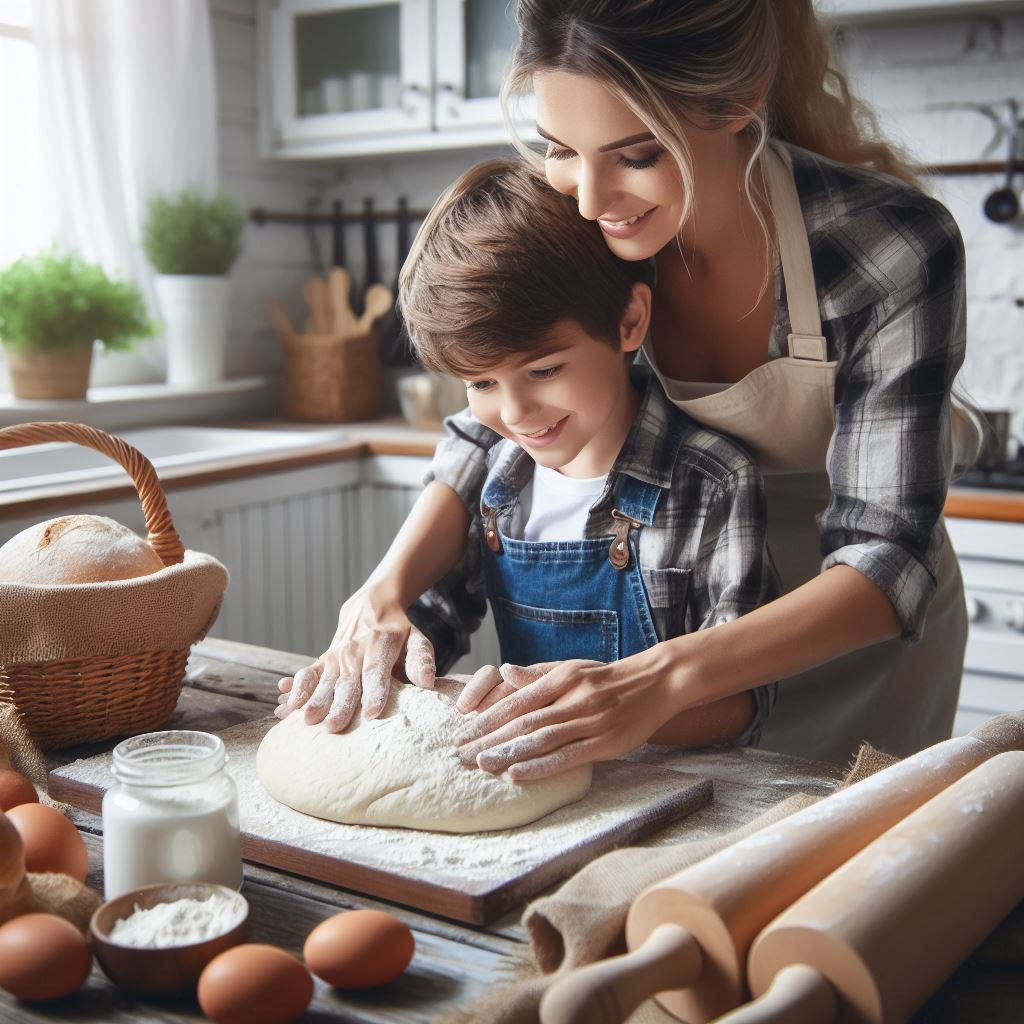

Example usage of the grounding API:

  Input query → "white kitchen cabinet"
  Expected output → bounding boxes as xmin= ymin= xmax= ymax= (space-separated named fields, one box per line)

xmin=259 ymin=0 xmax=537 ymax=158
xmin=263 ymin=0 xmax=433 ymax=155
xmin=946 ymin=517 xmax=1024 ymax=737
xmin=433 ymin=0 xmax=535 ymax=131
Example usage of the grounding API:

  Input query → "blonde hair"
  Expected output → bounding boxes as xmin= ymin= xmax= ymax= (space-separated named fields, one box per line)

xmin=502 ymin=0 xmax=921 ymax=266
xmin=399 ymin=158 xmax=652 ymax=377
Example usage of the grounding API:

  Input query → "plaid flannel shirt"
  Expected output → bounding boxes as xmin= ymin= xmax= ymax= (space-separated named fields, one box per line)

xmin=409 ymin=376 xmax=780 ymax=747
xmin=423 ymin=143 xmax=968 ymax=643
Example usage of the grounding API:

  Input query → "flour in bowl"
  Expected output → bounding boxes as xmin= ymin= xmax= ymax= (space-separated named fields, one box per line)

xmin=108 ymin=892 xmax=246 ymax=948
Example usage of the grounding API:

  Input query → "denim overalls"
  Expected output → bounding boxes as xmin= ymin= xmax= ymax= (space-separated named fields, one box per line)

xmin=480 ymin=471 xmax=663 ymax=665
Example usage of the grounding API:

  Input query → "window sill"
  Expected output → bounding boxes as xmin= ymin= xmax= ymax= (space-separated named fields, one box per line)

xmin=0 ymin=376 xmax=278 ymax=431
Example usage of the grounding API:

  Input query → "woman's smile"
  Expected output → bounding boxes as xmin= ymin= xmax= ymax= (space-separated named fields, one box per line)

xmin=597 ymin=206 xmax=657 ymax=238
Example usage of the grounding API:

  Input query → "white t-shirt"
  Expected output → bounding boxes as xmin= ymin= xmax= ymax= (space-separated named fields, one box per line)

xmin=520 ymin=463 xmax=608 ymax=542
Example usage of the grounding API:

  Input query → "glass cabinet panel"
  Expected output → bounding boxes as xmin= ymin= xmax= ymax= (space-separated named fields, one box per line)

xmin=294 ymin=6 xmax=402 ymax=116
xmin=434 ymin=0 xmax=533 ymax=129
xmin=464 ymin=0 xmax=517 ymax=101
xmin=268 ymin=0 xmax=432 ymax=150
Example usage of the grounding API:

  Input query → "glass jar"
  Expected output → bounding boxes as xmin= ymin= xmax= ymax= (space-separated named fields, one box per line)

xmin=101 ymin=730 xmax=243 ymax=900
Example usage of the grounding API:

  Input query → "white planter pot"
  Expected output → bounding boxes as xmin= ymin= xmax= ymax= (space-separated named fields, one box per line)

xmin=154 ymin=275 xmax=231 ymax=388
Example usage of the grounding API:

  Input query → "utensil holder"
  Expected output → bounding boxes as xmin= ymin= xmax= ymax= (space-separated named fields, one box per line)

xmin=280 ymin=330 xmax=383 ymax=423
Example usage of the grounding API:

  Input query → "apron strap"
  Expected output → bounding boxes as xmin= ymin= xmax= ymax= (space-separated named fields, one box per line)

xmin=763 ymin=144 xmax=828 ymax=362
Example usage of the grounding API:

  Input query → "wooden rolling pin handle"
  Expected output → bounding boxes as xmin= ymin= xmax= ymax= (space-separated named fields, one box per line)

xmin=713 ymin=964 xmax=839 ymax=1024
xmin=539 ymin=923 xmax=702 ymax=1024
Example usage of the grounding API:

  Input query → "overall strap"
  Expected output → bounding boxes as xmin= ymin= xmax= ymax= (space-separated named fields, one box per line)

xmin=763 ymin=143 xmax=828 ymax=362
xmin=607 ymin=406 xmax=681 ymax=569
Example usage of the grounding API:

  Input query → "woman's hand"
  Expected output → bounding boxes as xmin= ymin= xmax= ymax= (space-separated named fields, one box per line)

xmin=450 ymin=651 xmax=684 ymax=780
xmin=275 ymin=581 xmax=436 ymax=732
xmin=454 ymin=662 xmax=553 ymax=715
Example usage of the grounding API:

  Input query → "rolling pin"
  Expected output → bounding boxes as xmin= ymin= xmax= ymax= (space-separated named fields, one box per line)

xmin=538 ymin=713 xmax=1024 ymax=1024
xmin=717 ymin=749 xmax=1024 ymax=1024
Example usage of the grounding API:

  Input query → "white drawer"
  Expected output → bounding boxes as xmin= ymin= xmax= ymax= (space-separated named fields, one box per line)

xmin=954 ymin=671 xmax=1024 ymax=738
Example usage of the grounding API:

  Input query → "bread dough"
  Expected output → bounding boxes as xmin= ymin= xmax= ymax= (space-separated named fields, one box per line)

xmin=256 ymin=681 xmax=592 ymax=833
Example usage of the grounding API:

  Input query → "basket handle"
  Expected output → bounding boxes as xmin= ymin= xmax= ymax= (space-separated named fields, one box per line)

xmin=0 ymin=422 xmax=186 ymax=566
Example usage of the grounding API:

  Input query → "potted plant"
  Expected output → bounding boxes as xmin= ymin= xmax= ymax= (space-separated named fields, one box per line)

xmin=0 ymin=251 xmax=153 ymax=400
xmin=142 ymin=188 xmax=244 ymax=389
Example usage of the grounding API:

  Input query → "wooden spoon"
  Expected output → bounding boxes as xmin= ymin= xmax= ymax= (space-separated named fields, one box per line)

xmin=267 ymin=298 xmax=296 ymax=339
xmin=303 ymin=277 xmax=331 ymax=335
xmin=328 ymin=267 xmax=358 ymax=338
xmin=356 ymin=283 xmax=393 ymax=336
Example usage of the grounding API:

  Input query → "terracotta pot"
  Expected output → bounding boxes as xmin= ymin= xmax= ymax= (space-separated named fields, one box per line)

xmin=4 ymin=345 xmax=94 ymax=400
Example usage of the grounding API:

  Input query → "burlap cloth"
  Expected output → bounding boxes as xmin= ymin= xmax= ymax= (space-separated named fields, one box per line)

xmin=0 ymin=550 xmax=227 ymax=663
xmin=437 ymin=715 xmax=1024 ymax=1024
xmin=0 ymin=704 xmax=101 ymax=933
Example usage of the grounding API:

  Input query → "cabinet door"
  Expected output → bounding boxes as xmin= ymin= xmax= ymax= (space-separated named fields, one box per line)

xmin=267 ymin=0 xmax=432 ymax=151
xmin=433 ymin=0 xmax=535 ymax=130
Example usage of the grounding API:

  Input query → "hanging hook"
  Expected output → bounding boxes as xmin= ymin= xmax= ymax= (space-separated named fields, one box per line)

xmin=304 ymin=197 xmax=325 ymax=275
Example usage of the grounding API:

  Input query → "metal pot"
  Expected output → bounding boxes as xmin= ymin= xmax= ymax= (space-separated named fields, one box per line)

xmin=977 ymin=408 xmax=1015 ymax=469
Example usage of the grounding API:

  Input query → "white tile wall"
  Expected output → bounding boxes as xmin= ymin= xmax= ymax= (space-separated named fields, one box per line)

xmin=216 ymin=4 xmax=1024 ymax=432
xmin=210 ymin=0 xmax=335 ymax=381
xmin=833 ymin=12 xmax=1024 ymax=430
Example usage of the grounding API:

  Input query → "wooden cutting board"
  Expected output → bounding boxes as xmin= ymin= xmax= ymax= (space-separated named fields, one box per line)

xmin=49 ymin=718 xmax=711 ymax=925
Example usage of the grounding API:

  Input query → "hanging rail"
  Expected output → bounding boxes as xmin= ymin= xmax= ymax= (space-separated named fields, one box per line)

xmin=251 ymin=205 xmax=430 ymax=226
xmin=920 ymin=159 xmax=1024 ymax=176
xmin=248 ymin=159 xmax=1023 ymax=229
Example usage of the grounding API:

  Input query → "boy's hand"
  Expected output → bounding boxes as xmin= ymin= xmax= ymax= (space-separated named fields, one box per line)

xmin=275 ymin=583 xmax=436 ymax=732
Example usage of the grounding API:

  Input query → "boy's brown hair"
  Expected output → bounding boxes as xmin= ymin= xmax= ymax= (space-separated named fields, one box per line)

xmin=399 ymin=158 xmax=652 ymax=377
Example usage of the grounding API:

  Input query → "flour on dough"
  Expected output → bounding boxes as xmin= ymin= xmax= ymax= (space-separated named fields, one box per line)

xmin=256 ymin=681 xmax=592 ymax=833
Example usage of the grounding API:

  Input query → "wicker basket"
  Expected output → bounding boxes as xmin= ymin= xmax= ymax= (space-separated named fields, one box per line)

xmin=281 ymin=329 xmax=382 ymax=423
xmin=0 ymin=422 xmax=228 ymax=750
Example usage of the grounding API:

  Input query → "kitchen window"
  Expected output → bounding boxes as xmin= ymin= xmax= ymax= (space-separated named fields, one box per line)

xmin=0 ymin=1 xmax=45 ymax=391
xmin=0 ymin=1 xmax=42 ymax=268
xmin=0 ymin=2 xmax=225 ymax=400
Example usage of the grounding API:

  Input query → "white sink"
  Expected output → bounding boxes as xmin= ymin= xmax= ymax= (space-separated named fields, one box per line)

xmin=0 ymin=425 xmax=346 ymax=493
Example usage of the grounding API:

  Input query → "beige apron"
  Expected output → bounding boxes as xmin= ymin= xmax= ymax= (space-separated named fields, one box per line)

xmin=644 ymin=142 xmax=967 ymax=765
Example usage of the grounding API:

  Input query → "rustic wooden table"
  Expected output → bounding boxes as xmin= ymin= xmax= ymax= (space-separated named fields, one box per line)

xmin=2 ymin=638 xmax=1019 ymax=1022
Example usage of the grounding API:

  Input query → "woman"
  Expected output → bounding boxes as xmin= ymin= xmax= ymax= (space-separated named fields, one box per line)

xmin=279 ymin=0 xmax=975 ymax=772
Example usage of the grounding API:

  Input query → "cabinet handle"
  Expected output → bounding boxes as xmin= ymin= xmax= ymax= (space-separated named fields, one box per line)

xmin=401 ymin=82 xmax=426 ymax=115
xmin=437 ymin=82 xmax=462 ymax=118
xmin=1000 ymin=599 xmax=1024 ymax=632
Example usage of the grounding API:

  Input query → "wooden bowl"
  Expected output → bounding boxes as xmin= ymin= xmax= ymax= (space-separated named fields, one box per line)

xmin=89 ymin=882 xmax=248 ymax=995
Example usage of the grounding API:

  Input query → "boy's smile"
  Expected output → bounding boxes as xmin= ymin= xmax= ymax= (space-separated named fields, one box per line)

xmin=463 ymin=320 xmax=642 ymax=479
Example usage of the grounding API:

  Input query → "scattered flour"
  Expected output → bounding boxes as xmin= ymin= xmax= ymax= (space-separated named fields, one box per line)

xmin=108 ymin=892 xmax=246 ymax=948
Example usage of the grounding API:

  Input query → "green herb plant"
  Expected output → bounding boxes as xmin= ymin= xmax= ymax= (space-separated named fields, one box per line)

xmin=142 ymin=188 xmax=245 ymax=276
xmin=0 ymin=251 xmax=154 ymax=352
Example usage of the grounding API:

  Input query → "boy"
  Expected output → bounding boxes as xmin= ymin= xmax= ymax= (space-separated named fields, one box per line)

xmin=398 ymin=158 xmax=778 ymax=748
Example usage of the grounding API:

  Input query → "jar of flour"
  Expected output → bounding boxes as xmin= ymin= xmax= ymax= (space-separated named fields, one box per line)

xmin=102 ymin=731 xmax=242 ymax=900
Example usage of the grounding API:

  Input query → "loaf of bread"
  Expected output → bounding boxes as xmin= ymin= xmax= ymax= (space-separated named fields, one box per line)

xmin=0 ymin=515 xmax=164 ymax=585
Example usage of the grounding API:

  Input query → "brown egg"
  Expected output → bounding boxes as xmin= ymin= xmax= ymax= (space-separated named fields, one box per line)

xmin=198 ymin=943 xmax=313 ymax=1024
xmin=5 ymin=804 xmax=88 ymax=882
xmin=0 ymin=912 xmax=92 ymax=1000
xmin=0 ymin=813 xmax=26 ymax=896
xmin=0 ymin=770 xmax=39 ymax=812
xmin=303 ymin=909 xmax=415 ymax=989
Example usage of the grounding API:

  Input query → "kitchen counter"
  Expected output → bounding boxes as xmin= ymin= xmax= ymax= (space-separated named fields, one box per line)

xmin=0 ymin=417 xmax=442 ymax=519
xmin=944 ymin=485 xmax=1024 ymax=524
xmin=0 ymin=638 xmax=1014 ymax=1022
xmin=3 ymin=415 xmax=1023 ymax=523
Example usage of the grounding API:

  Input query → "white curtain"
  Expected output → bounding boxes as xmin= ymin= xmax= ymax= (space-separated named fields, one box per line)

xmin=34 ymin=0 xmax=219 ymax=385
